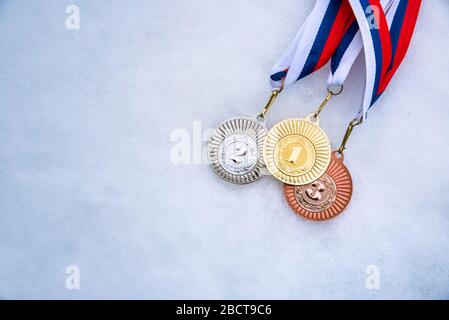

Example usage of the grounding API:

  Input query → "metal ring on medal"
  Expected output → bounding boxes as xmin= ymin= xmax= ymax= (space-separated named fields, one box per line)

xmin=263 ymin=117 xmax=331 ymax=185
xmin=284 ymin=152 xmax=353 ymax=220
xmin=208 ymin=117 xmax=268 ymax=184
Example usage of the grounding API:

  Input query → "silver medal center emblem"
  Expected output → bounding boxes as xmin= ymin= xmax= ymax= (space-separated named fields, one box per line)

xmin=218 ymin=134 xmax=259 ymax=175
xmin=209 ymin=117 xmax=268 ymax=184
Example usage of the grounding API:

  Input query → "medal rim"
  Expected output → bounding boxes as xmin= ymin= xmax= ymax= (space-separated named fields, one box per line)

xmin=208 ymin=116 xmax=268 ymax=185
xmin=263 ymin=117 xmax=331 ymax=185
xmin=283 ymin=151 xmax=353 ymax=220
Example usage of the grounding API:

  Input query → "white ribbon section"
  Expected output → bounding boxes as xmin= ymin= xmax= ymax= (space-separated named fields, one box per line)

xmin=270 ymin=0 xmax=332 ymax=89
xmin=349 ymin=0 xmax=402 ymax=119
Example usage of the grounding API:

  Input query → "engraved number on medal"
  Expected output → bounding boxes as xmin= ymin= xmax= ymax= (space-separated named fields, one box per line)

xmin=287 ymin=146 xmax=303 ymax=165
xmin=218 ymin=134 xmax=258 ymax=175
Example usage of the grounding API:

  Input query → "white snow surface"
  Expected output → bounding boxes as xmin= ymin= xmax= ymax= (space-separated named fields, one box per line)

xmin=0 ymin=0 xmax=448 ymax=299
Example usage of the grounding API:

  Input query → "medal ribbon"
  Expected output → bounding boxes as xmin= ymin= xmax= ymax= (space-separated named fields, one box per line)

xmin=328 ymin=0 xmax=395 ymax=86
xmin=270 ymin=0 xmax=421 ymax=120
xmin=270 ymin=0 xmax=394 ymax=94
xmin=270 ymin=0 xmax=357 ymax=88
xmin=346 ymin=0 xmax=422 ymax=119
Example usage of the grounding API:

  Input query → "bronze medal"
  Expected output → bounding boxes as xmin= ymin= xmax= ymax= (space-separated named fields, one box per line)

xmin=283 ymin=151 xmax=353 ymax=220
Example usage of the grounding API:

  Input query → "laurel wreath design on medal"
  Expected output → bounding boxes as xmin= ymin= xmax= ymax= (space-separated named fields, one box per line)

xmin=208 ymin=117 xmax=268 ymax=184
xmin=263 ymin=117 xmax=331 ymax=185
xmin=283 ymin=151 xmax=353 ymax=220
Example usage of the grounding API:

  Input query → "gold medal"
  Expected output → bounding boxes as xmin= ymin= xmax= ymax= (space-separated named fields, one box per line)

xmin=263 ymin=88 xmax=341 ymax=185
xmin=263 ymin=116 xmax=331 ymax=185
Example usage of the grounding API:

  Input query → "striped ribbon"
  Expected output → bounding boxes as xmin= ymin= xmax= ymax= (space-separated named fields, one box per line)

xmin=270 ymin=0 xmax=356 ymax=88
xmin=270 ymin=0 xmax=421 ymax=121
xmin=328 ymin=0 xmax=395 ymax=87
xmin=270 ymin=0 xmax=392 ymax=92
xmin=347 ymin=0 xmax=422 ymax=119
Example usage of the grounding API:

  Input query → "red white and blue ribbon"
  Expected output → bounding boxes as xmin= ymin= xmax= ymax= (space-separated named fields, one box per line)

xmin=270 ymin=0 xmax=393 ymax=92
xmin=327 ymin=0 xmax=394 ymax=87
xmin=270 ymin=0 xmax=421 ymax=122
xmin=347 ymin=0 xmax=422 ymax=119
xmin=270 ymin=0 xmax=356 ymax=88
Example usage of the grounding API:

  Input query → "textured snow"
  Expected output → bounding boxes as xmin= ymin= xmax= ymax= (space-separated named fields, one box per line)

xmin=0 ymin=0 xmax=448 ymax=299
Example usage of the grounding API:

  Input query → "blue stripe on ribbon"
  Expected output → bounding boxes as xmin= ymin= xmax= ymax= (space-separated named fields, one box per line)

xmin=370 ymin=0 xmax=407 ymax=107
xmin=297 ymin=0 xmax=343 ymax=80
xmin=387 ymin=0 xmax=408 ymax=71
xmin=359 ymin=0 xmax=384 ymax=107
xmin=331 ymin=20 xmax=359 ymax=74
xmin=270 ymin=70 xmax=288 ymax=82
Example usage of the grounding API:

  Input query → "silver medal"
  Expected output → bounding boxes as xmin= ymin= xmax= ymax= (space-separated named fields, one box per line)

xmin=208 ymin=116 xmax=268 ymax=184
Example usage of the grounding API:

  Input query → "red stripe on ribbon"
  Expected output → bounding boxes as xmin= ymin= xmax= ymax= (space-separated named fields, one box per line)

xmin=367 ymin=0 xmax=392 ymax=96
xmin=313 ymin=0 xmax=356 ymax=72
xmin=377 ymin=0 xmax=422 ymax=95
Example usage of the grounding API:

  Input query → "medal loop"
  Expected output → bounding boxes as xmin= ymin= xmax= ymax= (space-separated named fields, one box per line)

xmin=258 ymin=78 xmax=285 ymax=121
xmin=327 ymin=84 xmax=343 ymax=96
xmin=337 ymin=118 xmax=362 ymax=155
xmin=311 ymin=85 xmax=343 ymax=120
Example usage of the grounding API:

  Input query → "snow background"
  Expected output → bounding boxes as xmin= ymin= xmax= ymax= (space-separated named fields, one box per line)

xmin=0 ymin=0 xmax=448 ymax=299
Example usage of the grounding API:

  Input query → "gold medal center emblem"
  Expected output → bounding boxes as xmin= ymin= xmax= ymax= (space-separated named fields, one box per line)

xmin=263 ymin=117 xmax=331 ymax=185
xmin=274 ymin=136 xmax=315 ymax=176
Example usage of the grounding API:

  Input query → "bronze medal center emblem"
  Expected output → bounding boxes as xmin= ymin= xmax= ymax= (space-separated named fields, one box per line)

xmin=284 ymin=151 xmax=353 ymax=220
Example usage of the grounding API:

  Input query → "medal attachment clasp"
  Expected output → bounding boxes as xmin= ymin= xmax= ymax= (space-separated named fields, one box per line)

xmin=257 ymin=77 xmax=285 ymax=121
